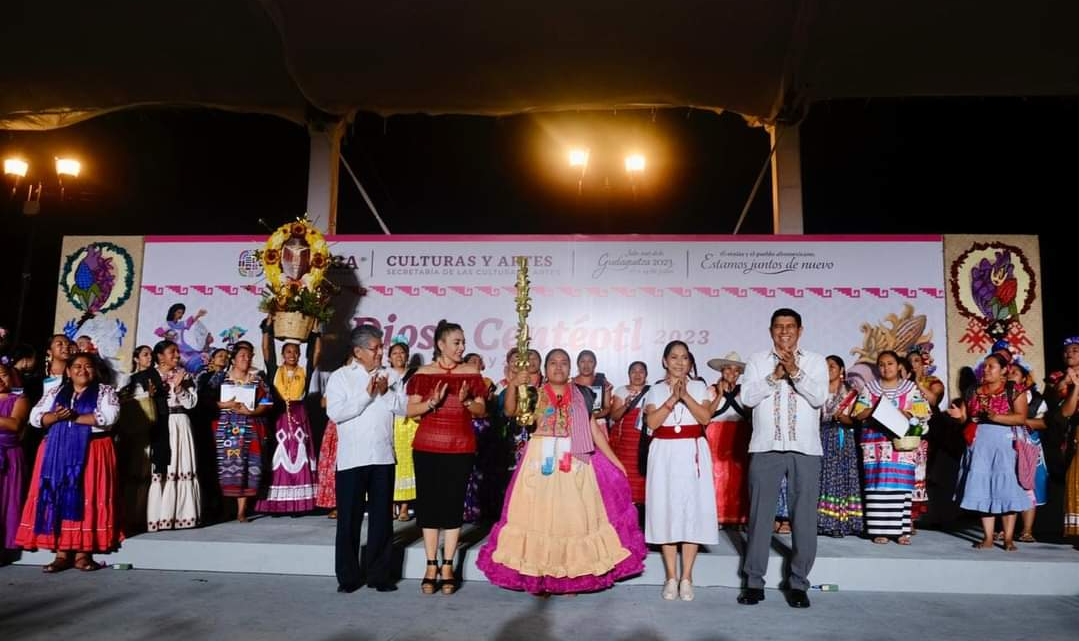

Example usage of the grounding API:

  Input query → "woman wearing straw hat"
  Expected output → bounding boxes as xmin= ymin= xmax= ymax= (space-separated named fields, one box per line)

xmin=705 ymin=352 xmax=752 ymax=528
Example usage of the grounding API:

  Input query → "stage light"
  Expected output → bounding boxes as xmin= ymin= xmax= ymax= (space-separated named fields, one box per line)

xmin=4 ymin=158 xmax=28 ymax=178
xmin=568 ymin=149 xmax=590 ymax=168
xmin=624 ymin=154 xmax=645 ymax=174
xmin=55 ymin=158 xmax=81 ymax=177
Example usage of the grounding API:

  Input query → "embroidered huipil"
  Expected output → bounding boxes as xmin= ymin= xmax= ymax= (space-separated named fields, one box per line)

xmin=741 ymin=348 xmax=829 ymax=455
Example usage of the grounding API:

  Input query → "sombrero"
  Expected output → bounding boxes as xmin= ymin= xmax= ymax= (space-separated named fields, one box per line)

xmin=707 ymin=351 xmax=745 ymax=372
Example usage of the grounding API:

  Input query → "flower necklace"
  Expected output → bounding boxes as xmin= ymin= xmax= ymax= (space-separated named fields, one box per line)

xmin=437 ymin=358 xmax=459 ymax=373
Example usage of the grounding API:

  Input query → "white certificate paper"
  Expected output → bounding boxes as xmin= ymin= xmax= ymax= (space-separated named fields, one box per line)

xmin=872 ymin=397 xmax=909 ymax=437
xmin=590 ymin=386 xmax=603 ymax=411
xmin=221 ymin=383 xmax=257 ymax=411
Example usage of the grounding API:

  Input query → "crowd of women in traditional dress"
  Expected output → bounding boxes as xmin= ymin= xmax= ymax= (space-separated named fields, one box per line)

xmin=0 ymin=323 xmax=431 ymax=572
xmin=0 ymin=313 xmax=1076 ymax=600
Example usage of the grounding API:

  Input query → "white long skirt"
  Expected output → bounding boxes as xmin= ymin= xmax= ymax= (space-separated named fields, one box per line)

xmin=645 ymin=436 xmax=719 ymax=544
xmin=147 ymin=413 xmax=201 ymax=531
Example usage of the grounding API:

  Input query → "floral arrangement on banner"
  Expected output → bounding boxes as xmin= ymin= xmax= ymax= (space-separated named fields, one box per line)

xmin=60 ymin=242 xmax=135 ymax=319
xmin=950 ymin=241 xmax=1038 ymax=354
xmin=258 ymin=217 xmax=335 ymax=324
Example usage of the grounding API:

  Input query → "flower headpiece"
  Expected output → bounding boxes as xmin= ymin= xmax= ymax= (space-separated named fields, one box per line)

xmin=1063 ymin=336 xmax=1079 ymax=348
xmin=391 ymin=334 xmax=409 ymax=346
xmin=908 ymin=342 xmax=934 ymax=356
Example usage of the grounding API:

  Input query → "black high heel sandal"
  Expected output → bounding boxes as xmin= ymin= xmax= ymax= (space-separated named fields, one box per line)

xmin=421 ymin=559 xmax=439 ymax=595
xmin=440 ymin=560 xmax=459 ymax=595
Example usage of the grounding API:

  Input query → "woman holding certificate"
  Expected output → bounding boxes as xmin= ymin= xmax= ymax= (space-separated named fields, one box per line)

xmin=853 ymin=350 xmax=931 ymax=545
xmin=573 ymin=350 xmax=611 ymax=423
xmin=209 ymin=341 xmax=272 ymax=522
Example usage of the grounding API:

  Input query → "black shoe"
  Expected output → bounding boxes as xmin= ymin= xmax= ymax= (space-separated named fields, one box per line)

xmin=786 ymin=589 xmax=811 ymax=608
xmin=368 ymin=583 xmax=398 ymax=592
xmin=439 ymin=560 xmax=459 ymax=595
xmin=336 ymin=583 xmax=361 ymax=594
xmin=421 ymin=559 xmax=440 ymax=595
xmin=737 ymin=588 xmax=765 ymax=605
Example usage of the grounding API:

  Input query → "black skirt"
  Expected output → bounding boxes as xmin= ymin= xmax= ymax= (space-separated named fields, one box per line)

xmin=412 ymin=450 xmax=476 ymax=529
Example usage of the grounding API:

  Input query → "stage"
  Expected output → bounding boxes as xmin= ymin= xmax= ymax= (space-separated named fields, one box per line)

xmin=12 ymin=516 xmax=1079 ymax=595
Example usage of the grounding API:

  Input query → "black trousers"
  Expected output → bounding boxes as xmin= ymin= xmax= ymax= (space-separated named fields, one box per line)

xmin=335 ymin=464 xmax=395 ymax=589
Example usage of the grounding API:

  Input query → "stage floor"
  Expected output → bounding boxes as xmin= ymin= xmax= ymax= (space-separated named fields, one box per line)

xmin=12 ymin=515 xmax=1079 ymax=595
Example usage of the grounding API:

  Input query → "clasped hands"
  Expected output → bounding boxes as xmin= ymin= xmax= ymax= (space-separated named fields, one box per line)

xmin=366 ymin=371 xmax=390 ymax=397
xmin=772 ymin=349 xmax=800 ymax=380
xmin=664 ymin=378 xmax=694 ymax=409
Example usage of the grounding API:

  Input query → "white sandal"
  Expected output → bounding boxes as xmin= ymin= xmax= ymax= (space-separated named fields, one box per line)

xmin=679 ymin=579 xmax=695 ymax=602
xmin=661 ymin=579 xmax=678 ymax=601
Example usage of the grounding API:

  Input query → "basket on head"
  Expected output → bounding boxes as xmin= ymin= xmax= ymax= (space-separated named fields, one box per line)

xmin=273 ymin=311 xmax=315 ymax=341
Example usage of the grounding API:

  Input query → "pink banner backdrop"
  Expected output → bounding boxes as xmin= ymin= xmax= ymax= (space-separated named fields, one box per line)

xmin=135 ymin=235 xmax=948 ymax=393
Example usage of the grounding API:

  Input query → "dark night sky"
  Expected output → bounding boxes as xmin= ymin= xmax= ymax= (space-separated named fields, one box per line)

xmin=2 ymin=98 xmax=1076 ymax=369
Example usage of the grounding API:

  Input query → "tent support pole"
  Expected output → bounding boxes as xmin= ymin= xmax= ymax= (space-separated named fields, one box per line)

xmin=305 ymin=118 xmax=344 ymax=234
xmin=770 ymin=122 xmax=804 ymax=234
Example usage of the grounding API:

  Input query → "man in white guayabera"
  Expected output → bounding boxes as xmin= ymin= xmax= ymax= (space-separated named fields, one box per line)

xmin=737 ymin=308 xmax=828 ymax=609
xmin=326 ymin=325 xmax=406 ymax=593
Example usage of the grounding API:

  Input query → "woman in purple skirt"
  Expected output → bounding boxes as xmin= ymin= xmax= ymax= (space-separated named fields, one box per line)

xmin=256 ymin=333 xmax=320 ymax=515
xmin=0 ymin=362 xmax=29 ymax=549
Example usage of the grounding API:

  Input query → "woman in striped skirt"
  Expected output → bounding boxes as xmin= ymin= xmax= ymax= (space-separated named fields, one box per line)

xmin=853 ymin=351 xmax=931 ymax=545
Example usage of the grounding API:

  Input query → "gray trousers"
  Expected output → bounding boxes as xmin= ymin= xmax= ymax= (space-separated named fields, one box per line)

xmin=742 ymin=451 xmax=822 ymax=590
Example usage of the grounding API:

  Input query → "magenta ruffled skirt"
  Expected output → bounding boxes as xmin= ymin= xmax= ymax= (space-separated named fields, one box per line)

xmin=477 ymin=447 xmax=647 ymax=594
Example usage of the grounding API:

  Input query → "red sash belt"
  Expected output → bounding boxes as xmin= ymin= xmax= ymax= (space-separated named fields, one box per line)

xmin=652 ymin=424 xmax=705 ymax=440
xmin=651 ymin=424 xmax=706 ymax=476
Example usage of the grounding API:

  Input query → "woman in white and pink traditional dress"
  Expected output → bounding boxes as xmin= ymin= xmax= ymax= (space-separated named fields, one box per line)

xmin=256 ymin=334 xmax=320 ymax=515
xmin=478 ymin=348 xmax=646 ymax=595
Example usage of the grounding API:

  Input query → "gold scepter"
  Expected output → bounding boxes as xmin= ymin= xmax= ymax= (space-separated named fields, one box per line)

xmin=514 ymin=256 xmax=537 ymax=426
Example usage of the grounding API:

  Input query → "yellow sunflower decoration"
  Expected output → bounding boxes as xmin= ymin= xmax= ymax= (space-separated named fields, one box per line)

xmin=259 ymin=217 xmax=335 ymax=334
xmin=263 ymin=219 xmax=331 ymax=291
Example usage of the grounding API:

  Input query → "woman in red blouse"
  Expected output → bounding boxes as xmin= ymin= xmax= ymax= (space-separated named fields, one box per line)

xmin=405 ymin=320 xmax=486 ymax=595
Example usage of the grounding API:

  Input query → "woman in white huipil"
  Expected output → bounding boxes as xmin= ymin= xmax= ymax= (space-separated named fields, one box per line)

xmin=644 ymin=340 xmax=719 ymax=602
